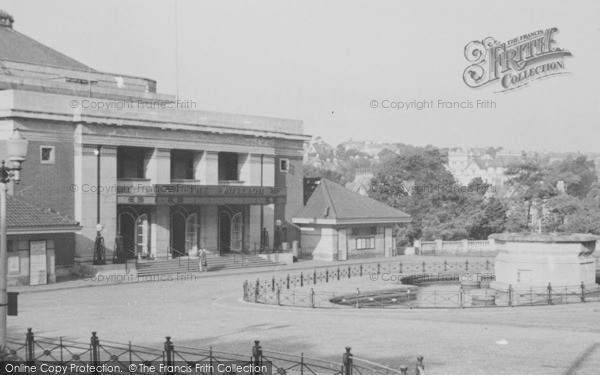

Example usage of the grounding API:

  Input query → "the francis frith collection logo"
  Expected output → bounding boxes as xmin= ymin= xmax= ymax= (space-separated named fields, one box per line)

xmin=463 ymin=28 xmax=572 ymax=92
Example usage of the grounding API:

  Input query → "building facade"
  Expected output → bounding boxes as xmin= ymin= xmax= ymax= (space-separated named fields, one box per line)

xmin=447 ymin=148 xmax=521 ymax=187
xmin=6 ymin=196 xmax=80 ymax=285
xmin=293 ymin=179 xmax=411 ymax=261
xmin=0 ymin=10 xmax=308 ymax=266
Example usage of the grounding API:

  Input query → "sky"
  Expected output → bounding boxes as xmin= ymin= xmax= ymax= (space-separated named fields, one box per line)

xmin=3 ymin=0 xmax=600 ymax=152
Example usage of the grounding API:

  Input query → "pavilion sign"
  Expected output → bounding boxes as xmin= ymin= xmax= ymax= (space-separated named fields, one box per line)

xmin=117 ymin=184 xmax=286 ymax=205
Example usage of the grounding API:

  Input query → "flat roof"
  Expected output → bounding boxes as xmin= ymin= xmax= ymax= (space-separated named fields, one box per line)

xmin=0 ymin=90 xmax=308 ymax=141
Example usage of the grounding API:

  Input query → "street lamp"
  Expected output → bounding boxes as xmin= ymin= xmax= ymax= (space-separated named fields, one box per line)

xmin=92 ymin=146 xmax=105 ymax=265
xmin=0 ymin=129 xmax=28 ymax=353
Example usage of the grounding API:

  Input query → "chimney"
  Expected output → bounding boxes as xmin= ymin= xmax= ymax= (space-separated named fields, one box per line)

xmin=0 ymin=10 xmax=14 ymax=28
xmin=303 ymin=177 xmax=321 ymax=205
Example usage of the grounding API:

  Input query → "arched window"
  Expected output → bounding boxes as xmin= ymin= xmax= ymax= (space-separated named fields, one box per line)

xmin=231 ymin=213 xmax=243 ymax=251
xmin=135 ymin=214 xmax=149 ymax=256
xmin=185 ymin=213 xmax=199 ymax=252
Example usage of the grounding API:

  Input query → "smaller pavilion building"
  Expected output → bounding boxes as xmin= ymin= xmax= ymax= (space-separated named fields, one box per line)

xmin=6 ymin=196 xmax=81 ymax=286
xmin=292 ymin=179 xmax=411 ymax=261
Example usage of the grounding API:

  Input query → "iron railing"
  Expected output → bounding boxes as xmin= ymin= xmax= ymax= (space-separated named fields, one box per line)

xmin=243 ymin=259 xmax=494 ymax=302
xmin=5 ymin=330 xmax=424 ymax=375
xmin=243 ymin=259 xmax=600 ymax=309
xmin=247 ymin=282 xmax=600 ymax=309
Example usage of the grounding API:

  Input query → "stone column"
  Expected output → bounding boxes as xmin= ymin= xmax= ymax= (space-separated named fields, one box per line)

xmin=384 ymin=227 xmax=393 ymax=257
xmin=244 ymin=154 xmax=264 ymax=186
xmin=462 ymin=239 xmax=469 ymax=255
xmin=248 ymin=205 xmax=262 ymax=252
xmin=337 ymin=228 xmax=348 ymax=261
xmin=73 ymin=144 xmax=100 ymax=263
xmin=152 ymin=206 xmax=170 ymax=257
xmin=192 ymin=151 xmax=203 ymax=181
xmin=264 ymin=204 xmax=275 ymax=249
xmin=146 ymin=148 xmax=170 ymax=184
xmin=237 ymin=153 xmax=251 ymax=183
xmin=262 ymin=155 xmax=276 ymax=249
xmin=435 ymin=239 xmax=443 ymax=254
xmin=262 ymin=155 xmax=275 ymax=187
xmin=201 ymin=205 xmax=218 ymax=254
xmin=197 ymin=151 xmax=218 ymax=185
xmin=99 ymin=145 xmax=117 ymax=259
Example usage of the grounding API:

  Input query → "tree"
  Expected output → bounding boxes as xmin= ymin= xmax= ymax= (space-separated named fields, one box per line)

xmin=370 ymin=145 xmax=490 ymax=241
xmin=503 ymin=159 xmax=556 ymax=231
xmin=333 ymin=145 xmax=376 ymax=185
xmin=548 ymin=155 xmax=598 ymax=198
xmin=560 ymin=198 xmax=600 ymax=234
xmin=544 ymin=195 xmax=582 ymax=232
xmin=469 ymin=198 xmax=507 ymax=239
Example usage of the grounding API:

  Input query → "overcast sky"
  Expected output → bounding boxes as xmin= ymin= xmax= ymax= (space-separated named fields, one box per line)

xmin=4 ymin=0 xmax=600 ymax=152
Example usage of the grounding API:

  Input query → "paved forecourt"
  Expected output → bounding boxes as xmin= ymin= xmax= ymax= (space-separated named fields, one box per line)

xmin=8 ymin=256 xmax=600 ymax=375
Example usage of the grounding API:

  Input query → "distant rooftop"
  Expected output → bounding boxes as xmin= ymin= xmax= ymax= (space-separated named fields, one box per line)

xmin=0 ymin=9 xmax=93 ymax=72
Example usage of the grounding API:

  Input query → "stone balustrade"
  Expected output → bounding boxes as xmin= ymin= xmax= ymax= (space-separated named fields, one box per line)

xmin=413 ymin=238 xmax=497 ymax=256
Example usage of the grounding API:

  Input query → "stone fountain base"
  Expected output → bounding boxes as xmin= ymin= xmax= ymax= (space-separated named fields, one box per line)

xmin=488 ymin=233 xmax=599 ymax=290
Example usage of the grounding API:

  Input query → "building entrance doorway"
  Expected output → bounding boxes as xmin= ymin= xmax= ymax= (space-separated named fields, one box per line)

xmin=219 ymin=211 xmax=231 ymax=254
xmin=171 ymin=212 xmax=186 ymax=257
xmin=218 ymin=207 xmax=243 ymax=255
xmin=119 ymin=213 xmax=136 ymax=259
xmin=118 ymin=209 xmax=149 ymax=258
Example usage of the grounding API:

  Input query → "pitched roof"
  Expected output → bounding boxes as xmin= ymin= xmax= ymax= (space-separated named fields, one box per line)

xmin=294 ymin=179 xmax=411 ymax=224
xmin=345 ymin=174 xmax=373 ymax=194
xmin=0 ymin=17 xmax=94 ymax=72
xmin=7 ymin=195 xmax=80 ymax=231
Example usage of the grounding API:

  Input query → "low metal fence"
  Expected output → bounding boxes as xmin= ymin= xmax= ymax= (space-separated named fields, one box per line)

xmin=243 ymin=259 xmax=600 ymax=310
xmin=4 ymin=329 xmax=424 ymax=375
xmin=244 ymin=260 xmax=493 ymax=298
xmin=247 ymin=281 xmax=600 ymax=309
xmin=243 ymin=259 xmax=494 ymax=306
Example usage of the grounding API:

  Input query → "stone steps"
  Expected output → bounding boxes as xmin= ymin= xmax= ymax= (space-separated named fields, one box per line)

xmin=136 ymin=254 xmax=280 ymax=277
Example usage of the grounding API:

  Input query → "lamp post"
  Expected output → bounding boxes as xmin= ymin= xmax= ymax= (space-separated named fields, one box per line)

xmin=92 ymin=147 xmax=105 ymax=265
xmin=0 ymin=130 xmax=28 ymax=352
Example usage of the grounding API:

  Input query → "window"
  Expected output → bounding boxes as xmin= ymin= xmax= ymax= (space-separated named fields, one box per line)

xmin=117 ymin=147 xmax=146 ymax=179
xmin=171 ymin=150 xmax=195 ymax=180
xmin=40 ymin=146 xmax=55 ymax=164
xmin=280 ymin=159 xmax=289 ymax=172
xmin=231 ymin=213 xmax=243 ymax=251
xmin=356 ymin=237 xmax=375 ymax=250
xmin=218 ymin=152 xmax=238 ymax=181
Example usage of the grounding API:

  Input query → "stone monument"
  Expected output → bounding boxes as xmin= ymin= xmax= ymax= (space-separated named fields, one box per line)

xmin=489 ymin=233 xmax=598 ymax=291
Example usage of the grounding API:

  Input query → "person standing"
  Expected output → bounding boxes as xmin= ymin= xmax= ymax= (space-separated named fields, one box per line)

xmin=198 ymin=248 xmax=208 ymax=272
